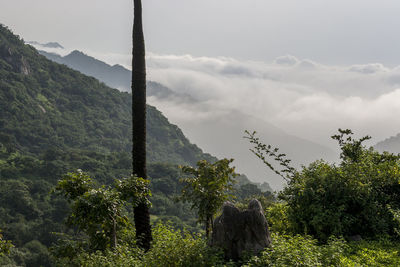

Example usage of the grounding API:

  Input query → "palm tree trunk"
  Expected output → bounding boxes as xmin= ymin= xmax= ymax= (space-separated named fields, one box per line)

xmin=132 ymin=0 xmax=152 ymax=250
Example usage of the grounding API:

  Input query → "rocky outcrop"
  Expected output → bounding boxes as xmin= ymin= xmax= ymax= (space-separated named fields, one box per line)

xmin=1 ymin=45 xmax=30 ymax=75
xmin=211 ymin=199 xmax=271 ymax=261
xmin=20 ymin=55 xmax=30 ymax=75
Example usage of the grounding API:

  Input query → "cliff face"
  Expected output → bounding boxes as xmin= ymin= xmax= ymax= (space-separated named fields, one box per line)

xmin=0 ymin=42 xmax=30 ymax=75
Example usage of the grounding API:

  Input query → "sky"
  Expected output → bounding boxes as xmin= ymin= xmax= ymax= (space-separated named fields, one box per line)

xmin=3 ymin=0 xmax=400 ymax=65
xmin=3 ymin=0 xmax=400 ymax=189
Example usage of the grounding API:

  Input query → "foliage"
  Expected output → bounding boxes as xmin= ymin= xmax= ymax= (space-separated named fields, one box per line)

xmin=388 ymin=206 xmax=400 ymax=237
xmin=247 ymin=128 xmax=400 ymax=241
xmin=340 ymin=237 xmax=400 ymax=266
xmin=179 ymin=159 xmax=237 ymax=237
xmin=331 ymin=128 xmax=371 ymax=163
xmin=56 ymin=222 xmax=227 ymax=267
xmin=244 ymin=234 xmax=346 ymax=267
xmin=0 ymin=229 xmax=13 ymax=256
xmin=244 ymin=130 xmax=296 ymax=181
xmin=140 ymin=223 xmax=225 ymax=267
xmin=265 ymin=202 xmax=293 ymax=234
xmin=0 ymin=23 xmax=236 ymax=264
xmin=53 ymin=170 xmax=150 ymax=251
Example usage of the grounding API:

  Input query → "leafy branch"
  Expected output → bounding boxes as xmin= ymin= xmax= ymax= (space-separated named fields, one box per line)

xmin=331 ymin=128 xmax=371 ymax=163
xmin=244 ymin=130 xmax=296 ymax=182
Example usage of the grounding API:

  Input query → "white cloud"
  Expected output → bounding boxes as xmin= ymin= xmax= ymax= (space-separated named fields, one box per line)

xmin=143 ymin=53 xmax=400 ymax=189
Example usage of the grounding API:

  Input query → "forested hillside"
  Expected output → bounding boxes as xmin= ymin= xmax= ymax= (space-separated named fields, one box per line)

xmin=0 ymin=24 xmax=270 ymax=266
xmin=0 ymin=27 xmax=215 ymax=166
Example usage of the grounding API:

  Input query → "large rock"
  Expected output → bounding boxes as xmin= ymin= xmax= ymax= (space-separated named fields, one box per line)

xmin=211 ymin=199 xmax=271 ymax=260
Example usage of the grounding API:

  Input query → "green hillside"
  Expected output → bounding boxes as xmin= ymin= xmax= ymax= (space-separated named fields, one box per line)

xmin=0 ymin=24 xmax=211 ymax=266
xmin=0 ymin=24 xmax=270 ymax=266
xmin=0 ymin=25 xmax=214 ymax=167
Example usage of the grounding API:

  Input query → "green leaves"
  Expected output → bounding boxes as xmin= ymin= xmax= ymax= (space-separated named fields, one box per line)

xmin=115 ymin=175 xmax=151 ymax=207
xmin=54 ymin=169 xmax=92 ymax=200
xmin=331 ymin=128 xmax=371 ymax=163
xmin=0 ymin=229 xmax=13 ymax=256
xmin=244 ymin=130 xmax=296 ymax=182
xmin=280 ymin=129 xmax=400 ymax=241
xmin=179 ymin=159 xmax=237 ymax=237
xmin=53 ymin=170 xmax=151 ymax=252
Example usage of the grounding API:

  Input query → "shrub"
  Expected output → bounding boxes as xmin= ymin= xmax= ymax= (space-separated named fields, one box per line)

xmin=140 ymin=223 xmax=224 ymax=267
xmin=247 ymin=129 xmax=400 ymax=240
xmin=265 ymin=202 xmax=292 ymax=234
xmin=282 ymin=149 xmax=400 ymax=240
xmin=244 ymin=233 xmax=345 ymax=267
xmin=68 ymin=222 xmax=226 ymax=267
xmin=340 ymin=237 xmax=400 ymax=266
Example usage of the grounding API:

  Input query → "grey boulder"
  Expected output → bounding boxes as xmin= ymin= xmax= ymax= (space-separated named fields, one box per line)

xmin=211 ymin=199 xmax=271 ymax=261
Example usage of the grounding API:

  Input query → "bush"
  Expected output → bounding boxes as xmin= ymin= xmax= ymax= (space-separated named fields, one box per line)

xmin=340 ymin=237 xmax=400 ymax=266
xmin=248 ymin=129 xmax=400 ymax=241
xmin=244 ymin=233 xmax=346 ymax=267
xmin=282 ymin=149 xmax=400 ymax=240
xmin=63 ymin=222 xmax=226 ymax=267
xmin=265 ymin=202 xmax=292 ymax=234
xmin=140 ymin=223 xmax=224 ymax=267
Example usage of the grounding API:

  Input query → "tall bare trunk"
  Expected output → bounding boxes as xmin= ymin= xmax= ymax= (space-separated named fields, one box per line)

xmin=132 ymin=0 xmax=152 ymax=250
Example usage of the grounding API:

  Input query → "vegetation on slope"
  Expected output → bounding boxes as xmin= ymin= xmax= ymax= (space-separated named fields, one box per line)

xmin=0 ymin=24 xmax=266 ymax=266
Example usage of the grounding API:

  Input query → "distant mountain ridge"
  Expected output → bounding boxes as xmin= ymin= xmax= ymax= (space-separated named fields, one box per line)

xmin=34 ymin=43 xmax=337 ymax=189
xmin=38 ymin=49 xmax=132 ymax=91
xmin=375 ymin=134 xmax=400 ymax=154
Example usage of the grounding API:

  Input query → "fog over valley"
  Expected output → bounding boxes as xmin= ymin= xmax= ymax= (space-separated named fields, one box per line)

xmin=31 ymin=42 xmax=400 ymax=189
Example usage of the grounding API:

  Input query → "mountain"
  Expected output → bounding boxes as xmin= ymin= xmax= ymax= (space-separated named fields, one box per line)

xmin=0 ymin=24 xmax=230 ymax=266
xmin=0 ymin=24 xmax=271 ymax=267
xmin=375 ymin=134 xmax=400 ymax=154
xmin=31 ymin=44 xmax=271 ymax=187
xmin=35 ymin=45 xmax=336 ymax=189
xmin=173 ymin=109 xmax=337 ymax=189
xmin=1 ymin=29 xmax=216 ymax=167
xmin=38 ymin=49 xmax=132 ymax=91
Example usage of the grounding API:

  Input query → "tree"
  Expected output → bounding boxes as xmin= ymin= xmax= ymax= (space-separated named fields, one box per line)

xmin=179 ymin=159 xmax=237 ymax=238
xmin=132 ymin=0 xmax=152 ymax=250
xmin=246 ymin=129 xmax=400 ymax=241
xmin=54 ymin=170 xmax=150 ymax=251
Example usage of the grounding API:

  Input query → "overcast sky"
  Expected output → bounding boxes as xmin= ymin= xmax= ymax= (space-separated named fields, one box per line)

xmin=3 ymin=0 xmax=400 ymax=65
xmin=3 ymin=0 xmax=400 ymax=189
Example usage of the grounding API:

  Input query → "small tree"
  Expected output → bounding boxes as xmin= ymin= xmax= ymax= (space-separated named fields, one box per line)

xmin=54 ymin=170 xmax=150 ymax=251
xmin=179 ymin=159 xmax=237 ymax=238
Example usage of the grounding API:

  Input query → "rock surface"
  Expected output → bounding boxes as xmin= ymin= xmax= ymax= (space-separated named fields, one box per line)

xmin=211 ymin=199 xmax=271 ymax=260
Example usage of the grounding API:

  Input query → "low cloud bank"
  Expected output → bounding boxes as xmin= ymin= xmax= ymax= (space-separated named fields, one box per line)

xmin=146 ymin=53 xmax=400 ymax=147
xmin=145 ymin=54 xmax=400 ymax=189
xmin=31 ymin=43 xmax=400 ymax=188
